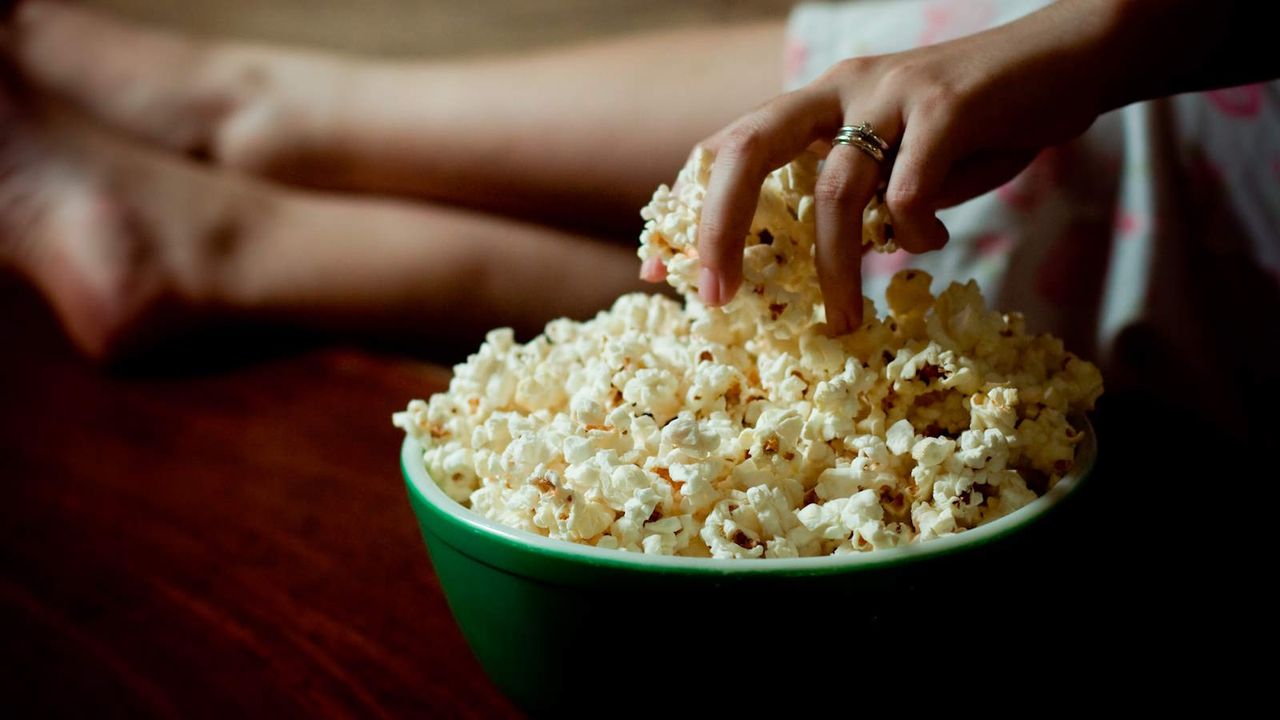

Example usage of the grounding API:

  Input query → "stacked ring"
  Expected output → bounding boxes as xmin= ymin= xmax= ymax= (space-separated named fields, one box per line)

xmin=833 ymin=123 xmax=890 ymax=163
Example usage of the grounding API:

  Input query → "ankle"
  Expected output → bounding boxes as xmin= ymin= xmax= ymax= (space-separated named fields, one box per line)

xmin=204 ymin=47 xmax=349 ymax=179
xmin=95 ymin=140 xmax=276 ymax=313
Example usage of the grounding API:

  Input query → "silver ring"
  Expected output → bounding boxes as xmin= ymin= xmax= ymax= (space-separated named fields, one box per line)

xmin=832 ymin=130 xmax=886 ymax=163
xmin=835 ymin=122 xmax=890 ymax=151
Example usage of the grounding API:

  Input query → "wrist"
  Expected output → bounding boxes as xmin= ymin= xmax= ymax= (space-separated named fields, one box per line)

xmin=1086 ymin=0 xmax=1234 ymax=110
xmin=1080 ymin=0 xmax=1140 ymax=113
xmin=1037 ymin=0 xmax=1147 ymax=115
xmin=966 ymin=0 xmax=1134 ymax=118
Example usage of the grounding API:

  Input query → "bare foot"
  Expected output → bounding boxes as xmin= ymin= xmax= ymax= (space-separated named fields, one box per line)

xmin=7 ymin=0 xmax=337 ymax=177
xmin=0 ymin=74 xmax=655 ymax=362
xmin=2 ymin=0 xmax=728 ymax=238
xmin=0 ymin=80 xmax=261 ymax=359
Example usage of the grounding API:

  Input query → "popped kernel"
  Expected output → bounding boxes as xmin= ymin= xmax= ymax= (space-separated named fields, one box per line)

xmin=395 ymin=151 xmax=1102 ymax=558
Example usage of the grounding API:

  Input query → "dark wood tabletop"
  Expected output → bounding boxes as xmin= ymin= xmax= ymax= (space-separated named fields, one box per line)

xmin=0 ymin=274 xmax=520 ymax=718
xmin=4 ymin=257 xmax=1263 ymax=711
xmin=2 ymin=5 xmax=803 ymax=713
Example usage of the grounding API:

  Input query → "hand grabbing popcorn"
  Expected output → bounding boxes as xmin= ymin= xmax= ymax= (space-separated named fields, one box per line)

xmin=396 ymin=155 xmax=1102 ymax=559
xmin=639 ymin=148 xmax=895 ymax=341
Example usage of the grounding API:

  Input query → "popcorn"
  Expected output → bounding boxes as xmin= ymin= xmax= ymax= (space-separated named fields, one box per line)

xmin=394 ymin=150 xmax=1103 ymax=559
xmin=637 ymin=147 xmax=897 ymax=339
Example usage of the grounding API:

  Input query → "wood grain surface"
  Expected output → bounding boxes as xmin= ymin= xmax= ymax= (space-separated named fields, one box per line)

xmin=3 ymin=1 xmax=1250 ymax=712
xmin=0 ymin=274 xmax=517 ymax=717
xmin=0 ymin=4 xmax=795 ymax=715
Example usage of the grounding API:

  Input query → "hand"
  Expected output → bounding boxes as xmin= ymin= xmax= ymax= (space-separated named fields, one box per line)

xmin=692 ymin=0 xmax=1117 ymax=333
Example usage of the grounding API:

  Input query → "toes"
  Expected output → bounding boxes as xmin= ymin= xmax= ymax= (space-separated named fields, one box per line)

xmin=11 ymin=2 xmax=219 ymax=148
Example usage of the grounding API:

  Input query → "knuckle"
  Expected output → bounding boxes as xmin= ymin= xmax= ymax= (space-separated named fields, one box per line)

xmin=823 ymin=56 xmax=876 ymax=83
xmin=719 ymin=123 xmax=767 ymax=166
xmin=879 ymin=61 xmax=926 ymax=93
xmin=885 ymin=181 xmax=927 ymax=214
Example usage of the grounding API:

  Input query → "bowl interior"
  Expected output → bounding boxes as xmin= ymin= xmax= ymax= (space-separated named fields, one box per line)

xmin=402 ymin=418 xmax=1095 ymax=576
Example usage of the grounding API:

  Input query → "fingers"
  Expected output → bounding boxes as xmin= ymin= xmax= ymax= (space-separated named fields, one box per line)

xmin=813 ymin=131 xmax=891 ymax=334
xmin=695 ymin=59 xmax=969 ymax=332
xmin=639 ymin=256 xmax=667 ymax=283
xmin=884 ymin=110 xmax=955 ymax=253
xmin=696 ymin=88 xmax=842 ymax=306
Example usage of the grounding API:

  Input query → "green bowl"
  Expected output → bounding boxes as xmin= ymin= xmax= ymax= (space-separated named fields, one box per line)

xmin=403 ymin=424 xmax=1096 ymax=713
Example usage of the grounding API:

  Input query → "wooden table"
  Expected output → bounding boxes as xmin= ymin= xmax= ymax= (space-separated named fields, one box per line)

xmin=4 ymin=260 xmax=1253 ymax=712
xmin=0 ymin=274 xmax=519 ymax=717
xmin=2 ymin=6 xmax=805 ymax=713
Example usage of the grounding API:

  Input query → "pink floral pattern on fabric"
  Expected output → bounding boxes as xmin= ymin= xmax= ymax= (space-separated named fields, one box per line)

xmin=1113 ymin=208 xmax=1143 ymax=239
xmin=783 ymin=38 xmax=808 ymax=87
xmin=918 ymin=0 xmax=997 ymax=46
xmin=864 ymin=248 xmax=912 ymax=277
xmin=1205 ymin=84 xmax=1264 ymax=118
xmin=972 ymin=232 xmax=1014 ymax=258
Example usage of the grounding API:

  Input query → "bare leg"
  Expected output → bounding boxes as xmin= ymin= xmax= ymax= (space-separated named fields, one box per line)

xmin=7 ymin=1 xmax=786 ymax=233
xmin=1 ymin=86 xmax=648 ymax=360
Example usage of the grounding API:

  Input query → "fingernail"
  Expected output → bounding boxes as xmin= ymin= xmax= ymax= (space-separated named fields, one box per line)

xmin=639 ymin=257 xmax=665 ymax=282
xmin=699 ymin=266 xmax=721 ymax=306
xmin=718 ymin=274 xmax=737 ymax=304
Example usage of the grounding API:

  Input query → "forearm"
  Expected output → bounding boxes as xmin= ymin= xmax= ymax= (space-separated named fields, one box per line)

xmin=1086 ymin=0 xmax=1279 ymax=111
xmin=327 ymin=22 xmax=785 ymax=233
xmin=236 ymin=189 xmax=654 ymax=341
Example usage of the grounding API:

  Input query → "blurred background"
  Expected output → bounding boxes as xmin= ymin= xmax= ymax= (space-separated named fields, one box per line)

xmin=79 ymin=0 xmax=796 ymax=56
xmin=0 ymin=2 xmax=802 ymax=717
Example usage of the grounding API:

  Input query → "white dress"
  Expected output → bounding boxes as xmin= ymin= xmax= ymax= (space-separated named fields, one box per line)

xmin=787 ymin=0 xmax=1279 ymax=435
